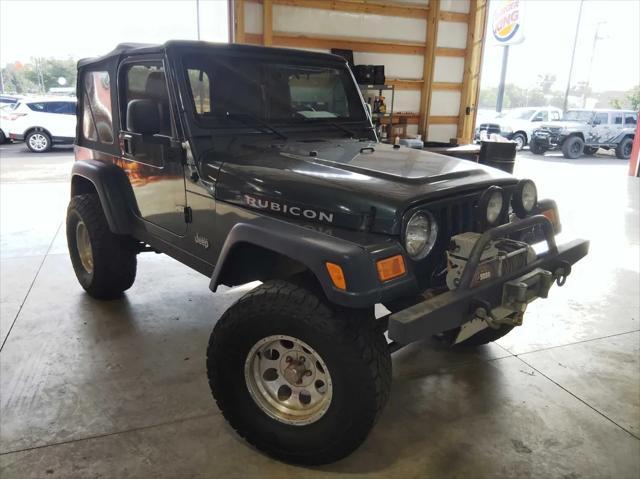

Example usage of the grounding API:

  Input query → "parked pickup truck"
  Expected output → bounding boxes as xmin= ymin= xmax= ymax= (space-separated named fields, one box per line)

xmin=475 ymin=107 xmax=562 ymax=150
xmin=67 ymin=41 xmax=589 ymax=465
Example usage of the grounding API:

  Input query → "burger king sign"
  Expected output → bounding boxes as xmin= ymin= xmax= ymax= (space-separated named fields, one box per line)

xmin=492 ymin=0 xmax=525 ymax=45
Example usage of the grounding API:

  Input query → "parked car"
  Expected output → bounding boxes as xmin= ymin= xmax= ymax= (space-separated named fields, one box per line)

xmin=530 ymin=109 xmax=637 ymax=159
xmin=475 ymin=107 xmax=562 ymax=150
xmin=66 ymin=41 xmax=589 ymax=465
xmin=7 ymin=97 xmax=77 ymax=152
xmin=0 ymin=103 xmax=16 ymax=143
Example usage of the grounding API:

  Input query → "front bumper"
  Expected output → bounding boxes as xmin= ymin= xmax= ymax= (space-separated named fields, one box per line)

xmin=387 ymin=215 xmax=589 ymax=344
xmin=531 ymin=132 xmax=564 ymax=150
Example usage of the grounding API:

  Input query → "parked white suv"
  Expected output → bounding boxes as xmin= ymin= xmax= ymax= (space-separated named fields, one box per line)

xmin=7 ymin=97 xmax=77 ymax=152
xmin=475 ymin=107 xmax=563 ymax=150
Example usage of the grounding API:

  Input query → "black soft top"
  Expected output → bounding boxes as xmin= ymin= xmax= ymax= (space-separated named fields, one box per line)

xmin=78 ymin=40 xmax=348 ymax=68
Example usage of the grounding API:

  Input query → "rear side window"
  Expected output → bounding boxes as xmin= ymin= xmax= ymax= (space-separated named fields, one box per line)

xmin=612 ymin=112 xmax=623 ymax=125
xmin=551 ymin=111 xmax=561 ymax=120
xmin=625 ymin=113 xmax=637 ymax=126
xmin=27 ymin=103 xmax=46 ymax=112
xmin=46 ymin=102 xmax=76 ymax=115
xmin=594 ymin=112 xmax=608 ymax=125
xmin=82 ymin=71 xmax=114 ymax=144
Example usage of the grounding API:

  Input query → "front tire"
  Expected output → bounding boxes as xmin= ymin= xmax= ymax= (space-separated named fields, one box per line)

xmin=66 ymin=194 xmax=137 ymax=299
xmin=512 ymin=133 xmax=526 ymax=151
xmin=207 ymin=280 xmax=391 ymax=465
xmin=561 ymin=136 xmax=584 ymax=159
xmin=615 ymin=137 xmax=633 ymax=159
xmin=26 ymin=130 xmax=52 ymax=153
xmin=529 ymin=139 xmax=546 ymax=155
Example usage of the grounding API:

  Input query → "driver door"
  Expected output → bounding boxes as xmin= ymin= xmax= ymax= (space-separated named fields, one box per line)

xmin=118 ymin=58 xmax=188 ymax=236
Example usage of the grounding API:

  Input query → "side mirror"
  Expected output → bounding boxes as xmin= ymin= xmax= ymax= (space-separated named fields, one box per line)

xmin=127 ymin=99 xmax=161 ymax=135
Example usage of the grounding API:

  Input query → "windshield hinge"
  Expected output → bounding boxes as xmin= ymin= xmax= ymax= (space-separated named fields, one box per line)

xmin=184 ymin=206 xmax=193 ymax=223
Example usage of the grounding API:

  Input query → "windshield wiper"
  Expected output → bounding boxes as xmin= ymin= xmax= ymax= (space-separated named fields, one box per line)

xmin=326 ymin=121 xmax=357 ymax=138
xmin=225 ymin=112 xmax=287 ymax=140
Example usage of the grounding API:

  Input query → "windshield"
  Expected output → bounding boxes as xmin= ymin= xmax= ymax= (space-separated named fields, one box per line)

xmin=503 ymin=108 xmax=537 ymax=120
xmin=182 ymin=54 xmax=367 ymax=126
xmin=562 ymin=110 xmax=593 ymax=122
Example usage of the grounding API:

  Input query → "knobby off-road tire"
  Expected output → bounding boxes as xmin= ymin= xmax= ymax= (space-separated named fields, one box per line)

xmin=207 ymin=280 xmax=391 ymax=465
xmin=529 ymin=139 xmax=546 ymax=155
xmin=615 ymin=137 xmax=633 ymax=160
xmin=66 ymin=194 xmax=137 ymax=299
xmin=561 ymin=136 xmax=584 ymax=159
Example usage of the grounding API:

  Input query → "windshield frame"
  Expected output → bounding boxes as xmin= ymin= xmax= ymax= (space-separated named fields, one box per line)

xmin=174 ymin=50 xmax=371 ymax=133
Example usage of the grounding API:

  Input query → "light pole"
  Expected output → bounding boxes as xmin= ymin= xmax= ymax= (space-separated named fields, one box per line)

xmin=196 ymin=0 xmax=201 ymax=40
xmin=582 ymin=21 xmax=606 ymax=108
xmin=563 ymin=0 xmax=584 ymax=111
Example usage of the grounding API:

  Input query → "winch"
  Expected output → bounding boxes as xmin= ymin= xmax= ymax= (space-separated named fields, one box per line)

xmin=446 ymin=232 xmax=545 ymax=343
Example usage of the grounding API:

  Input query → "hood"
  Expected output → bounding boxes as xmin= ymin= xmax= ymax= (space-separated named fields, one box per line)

xmin=206 ymin=139 xmax=516 ymax=234
xmin=538 ymin=120 xmax=586 ymax=130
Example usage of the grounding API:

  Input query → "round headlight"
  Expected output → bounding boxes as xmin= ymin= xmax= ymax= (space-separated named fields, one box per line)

xmin=482 ymin=188 xmax=504 ymax=224
xmin=405 ymin=211 xmax=438 ymax=260
xmin=513 ymin=179 xmax=538 ymax=217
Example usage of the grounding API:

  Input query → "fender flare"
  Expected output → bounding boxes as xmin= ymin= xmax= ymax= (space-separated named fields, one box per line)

xmin=70 ymin=160 xmax=138 ymax=235
xmin=611 ymin=131 xmax=634 ymax=144
xmin=209 ymin=216 xmax=415 ymax=308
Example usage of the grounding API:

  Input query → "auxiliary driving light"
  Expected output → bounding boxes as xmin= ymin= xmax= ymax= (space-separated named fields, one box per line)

xmin=512 ymin=179 xmax=538 ymax=218
xmin=478 ymin=186 xmax=505 ymax=226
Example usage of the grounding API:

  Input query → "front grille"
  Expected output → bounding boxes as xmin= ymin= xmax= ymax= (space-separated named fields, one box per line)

xmin=410 ymin=189 xmax=514 ymax=289
xmin=479 ymin=123 xmax=501 ymax=136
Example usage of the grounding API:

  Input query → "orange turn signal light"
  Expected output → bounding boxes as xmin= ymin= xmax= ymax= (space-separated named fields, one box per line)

xmin=376 ymin=255 xmax=406 ymax=282
xmin=326 ymin=262 xmax=347 ymax=290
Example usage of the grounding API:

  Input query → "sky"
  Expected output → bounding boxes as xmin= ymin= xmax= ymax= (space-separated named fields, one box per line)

xmin=1 ymin=0 xmax=638 ymax=94
xmin=480 ymin=0 xmax=640 ymax=93
xmin=0 ymin=0 xmax=229 ymax=63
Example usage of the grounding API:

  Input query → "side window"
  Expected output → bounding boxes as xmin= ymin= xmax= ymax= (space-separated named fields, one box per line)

xmin=46 ymin=102 xmax=76 ymax=115
xmin=82 ymin=71 xmax=114 ymax=144
xmin=625 ymin=113 xmax=638 ymax=126
xmin=612 ymin=112 xmax=623 ymax=125
xmin=594 ymin=112 xmax=608 ymax=125
xmin=533 ymin=111 xmax=548 ymax=122
xmin=27 ymin=102 xmax=46 ymax=112
xmin=551 ymin=111 xmax=561 ymax=121
xmin=124 ymin=63 xmax=171 ymax=136
xmin=187 ymin=69 xmax=211 ymax=115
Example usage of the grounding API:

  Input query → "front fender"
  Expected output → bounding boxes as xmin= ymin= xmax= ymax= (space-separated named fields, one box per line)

xmin=209 ymin=216 xmax=417 ymax=309
xmin=71 ymin=160 xmax=138 ymax=234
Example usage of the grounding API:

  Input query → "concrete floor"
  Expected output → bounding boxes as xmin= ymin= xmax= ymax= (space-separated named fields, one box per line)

xmin=1 ymin=142 xmax=638 ymax=478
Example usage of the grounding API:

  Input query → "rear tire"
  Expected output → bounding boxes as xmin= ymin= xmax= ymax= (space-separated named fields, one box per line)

xmin=66 ymin=194 xmax=137 ymax=299
xmin=529 ymin=139 xmax=546 ymax=155
xmin=26 ymin=130 xmax=52 ymax=153
xmin=0 ymin=129 xmax=6 ymax=144
xmin=561 ymin=136 xmax=584 ymax=159
xmin=207 ymin=280 xmax=391 ymax=465
xmin=615 ymin=137 xmax=633 ymax=159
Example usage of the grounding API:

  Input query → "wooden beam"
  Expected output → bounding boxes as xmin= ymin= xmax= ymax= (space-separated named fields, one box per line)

xmin=246 ymin=0 xmax=430 ymax=19
xmin=432 ymin=82 xmax=463 ymax=91
xmin=458 ymin=0 xmax=489 ymax=143
xmin=439 ymin=11 xmax=470 ymax=23
xmin=428 ymin=115 xmax=459 ymax=125
xmin=245 ymin=32 xmax=427 ymax=55
xmin=233 ymin=0 xmax=246 ymax=43
xmin=435 ymin=47 xmax=466 ymax=57
xmin=263 ymin=0 xmax=273 ymax=46
xmin=418 ymin=0 xmax=438 ymax=136
xmin=387 ymin=79 xmax=423 ymax=90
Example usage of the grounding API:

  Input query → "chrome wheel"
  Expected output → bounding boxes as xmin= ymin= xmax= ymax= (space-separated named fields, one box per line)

xmin=244 ymin=335 xmax=333 ymax=426
xmin=75 ymin=221 xmax=94 ymax=273
xmin=514 ymin=135 xmax=525 ymax=150
xmin=28 ymin=133 xmax=49 ymax=152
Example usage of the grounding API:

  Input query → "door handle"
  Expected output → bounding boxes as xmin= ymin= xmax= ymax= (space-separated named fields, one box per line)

xmin=121 ymin=134 xmax=134 ymax=155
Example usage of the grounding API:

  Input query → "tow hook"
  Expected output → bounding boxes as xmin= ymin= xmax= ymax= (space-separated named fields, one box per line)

xmin=554 ymin=261 xmax=572 ymax=286
xmin=473 ymin=301 xmax=500 ymax=330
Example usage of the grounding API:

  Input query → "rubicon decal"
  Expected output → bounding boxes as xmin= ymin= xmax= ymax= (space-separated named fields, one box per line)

xmin=244 ymin=194 xmax=334 ymax=224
